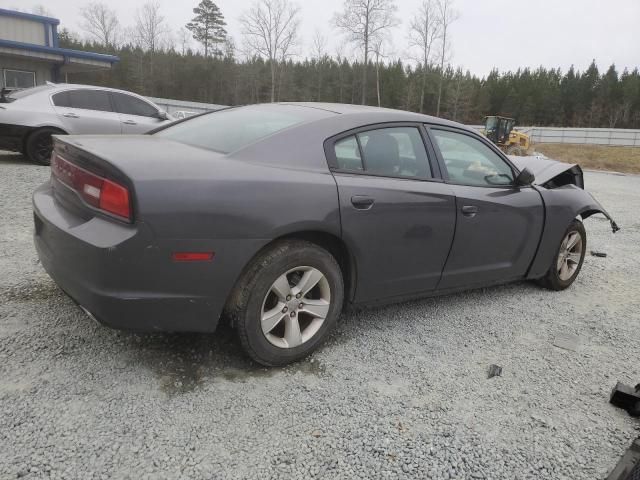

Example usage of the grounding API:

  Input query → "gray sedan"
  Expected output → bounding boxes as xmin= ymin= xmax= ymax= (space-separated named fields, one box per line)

xmin=0 ymin=83 xmax=172 ymax=165
xmin=32 ymin=103 xmax=618 ymax=366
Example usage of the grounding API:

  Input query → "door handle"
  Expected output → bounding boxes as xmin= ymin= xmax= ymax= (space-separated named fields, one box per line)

xmin=123 ymin=120 xmax=137 ymax=125
xmin=63 ymin=112 xmax=79 ymax=118
xmin=351 ymin=195 xmax=375 ymax=210
xmin=461 ymin=205 xmax=479 ymax=217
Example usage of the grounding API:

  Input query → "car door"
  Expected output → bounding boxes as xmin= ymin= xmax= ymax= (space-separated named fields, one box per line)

xmin=51 ymin=89 xmax=122 ymax=135
xmin=427 ymin=126 xmax=544 ymax=290
xmin=111 ymin=92 xmax=166 ymax=134
xmin=326 ymin=124 xmax=457 ymax=303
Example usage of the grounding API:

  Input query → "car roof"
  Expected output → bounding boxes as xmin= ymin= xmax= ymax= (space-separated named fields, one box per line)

xmin=44 ymin=82 xmax=143 ymax=96
xmin=276 ymin=102 xmax=470 ymax=130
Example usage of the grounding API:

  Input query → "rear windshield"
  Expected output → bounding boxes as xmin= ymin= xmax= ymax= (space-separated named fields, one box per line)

xmin=155 ymin=104 xmax=331 ymax=154
xmin=4 ymin=84 xmax=52 ymax=101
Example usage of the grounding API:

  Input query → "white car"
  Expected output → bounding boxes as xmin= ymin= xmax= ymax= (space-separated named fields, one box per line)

xmin=0 ymin=83 xmax=173 ymax=165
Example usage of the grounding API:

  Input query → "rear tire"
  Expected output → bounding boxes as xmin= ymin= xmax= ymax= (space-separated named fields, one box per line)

xmin=226 ymin=240 xmax=344 ymax=366
xmin=25 ymin=128 xmax=61 ymax=166
xmin=537 ymin=219 xmax=587 ymax=291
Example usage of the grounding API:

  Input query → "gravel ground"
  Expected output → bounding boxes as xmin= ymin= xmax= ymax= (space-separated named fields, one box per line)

xmin=1 ymin=151 xmax=639 ymax=480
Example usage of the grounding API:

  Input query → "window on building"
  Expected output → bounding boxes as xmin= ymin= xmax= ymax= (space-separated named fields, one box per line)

xmin=3 ymin=70 xmax=36 ymax=90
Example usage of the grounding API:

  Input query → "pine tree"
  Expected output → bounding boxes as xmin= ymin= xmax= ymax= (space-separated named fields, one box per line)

xmin=186 ymin=0 xmax=227 ymax=58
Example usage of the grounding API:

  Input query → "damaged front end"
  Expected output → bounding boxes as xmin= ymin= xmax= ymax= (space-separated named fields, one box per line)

xmin=511 ymin=155 xmax=620 ymax=280
xmin=510 ymin=155 xmax=620 ymax=234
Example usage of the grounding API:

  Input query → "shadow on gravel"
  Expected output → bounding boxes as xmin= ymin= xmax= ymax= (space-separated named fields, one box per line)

xmin=0 ymin=153 xmax=28 ymax=166
xmin=118 ymin=324 xmax=326 ymax=396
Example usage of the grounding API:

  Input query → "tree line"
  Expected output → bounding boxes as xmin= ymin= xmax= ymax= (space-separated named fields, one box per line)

xmin=52 ymin=0 xmax=640 ymax=128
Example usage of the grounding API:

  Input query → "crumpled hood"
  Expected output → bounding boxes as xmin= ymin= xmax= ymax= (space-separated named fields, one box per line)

xmin=508 ymin=155 xmax=583 ymax=187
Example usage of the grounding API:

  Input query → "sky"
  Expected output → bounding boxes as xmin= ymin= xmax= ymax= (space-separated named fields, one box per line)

xmin=6 ymin=0 xmax=639 ymax=78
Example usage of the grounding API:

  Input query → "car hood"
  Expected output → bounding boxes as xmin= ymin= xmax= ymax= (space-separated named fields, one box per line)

xmin=508 ymin=155 xmax=583 ymax=187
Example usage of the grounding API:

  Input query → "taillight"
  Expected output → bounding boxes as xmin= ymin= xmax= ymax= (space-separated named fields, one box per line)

xmin=51 ymin=152 xmax=132 ymax=221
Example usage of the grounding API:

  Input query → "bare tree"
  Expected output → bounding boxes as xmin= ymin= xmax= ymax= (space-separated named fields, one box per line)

xmin=177 ymin=27 xmax=192 ymax=55
xmin=409 ymin=0 xmax=441 ymax=113
xmin=80 ymin=2 xmax=120 ymax=48
xmin=312 ymin=29 xmax=328 ymax=61
xmin=334 ymin=0 xmax=398 ymax=105
xmin=372 ymin=38 xmax=392 ymax=107
xmin=32 ymin=5 xmax=54 ymax=17
xmin=240 ymin=0 xmax=301 ymax=103
xmin=435 ymin=0 xmax=459 ymax=116
xmin=135 ymin=1 xmax=169 ymax=53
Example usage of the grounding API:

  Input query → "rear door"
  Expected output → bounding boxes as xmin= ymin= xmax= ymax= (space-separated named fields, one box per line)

xmin=427 ymin=126 xmax=544 ymax=289
xmin=52 ymin=89 xmax=122 ymax=135
xmin=111 ymin=92 xmax=167 ymax=134
xmin=327 ymin=124 xmax=456 ymax=303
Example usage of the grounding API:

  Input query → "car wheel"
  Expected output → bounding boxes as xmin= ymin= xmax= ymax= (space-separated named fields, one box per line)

xmin=228 ymin=239 xmax=344 ymax=366
xmin=25 ymin=128 xmax=60 ymax=166
xmin=538 ymin=219 xmax=587 ymax=291
xmin=506 ymin=145 xmax=525 ymax=156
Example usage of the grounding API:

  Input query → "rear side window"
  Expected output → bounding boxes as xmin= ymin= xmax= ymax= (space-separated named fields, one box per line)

xmin=112 ymin=92 xmax=158 ymax=117
xmin=334 ymin=136 xmax=363 ymax=171
xmin=52 ymin=91 xmax=70 ymax=107
xmin=156 ymin=105 xmax=329 ymax=154
xmin=334 ymin=127 xmax=432 ymax=179
xmin=54 ymin=90 xmax=113 ymax=112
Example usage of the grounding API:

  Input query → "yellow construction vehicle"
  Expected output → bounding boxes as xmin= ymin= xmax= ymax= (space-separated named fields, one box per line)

xmin=482 ymin=116 xmax=531 ymax=156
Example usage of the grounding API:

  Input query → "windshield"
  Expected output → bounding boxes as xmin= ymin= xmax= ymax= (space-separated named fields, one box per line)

xmin=155 ymin=104 xmax=332 ymax=154
xmin=485 ymin=117 xmax=498 ymax=130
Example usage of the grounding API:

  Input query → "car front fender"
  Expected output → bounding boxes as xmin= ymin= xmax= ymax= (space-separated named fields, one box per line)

xmin=527 ymin=184 xmax=619 ymax=279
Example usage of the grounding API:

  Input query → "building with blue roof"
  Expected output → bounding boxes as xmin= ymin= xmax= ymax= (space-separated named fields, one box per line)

xmin=0 ymin=8 xmax=119 ymax=90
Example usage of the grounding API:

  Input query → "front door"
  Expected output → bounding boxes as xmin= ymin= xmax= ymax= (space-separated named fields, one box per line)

xmin=111 ymin=92 xmax=167 ymax=134
xmin=328 ymin=125 xmax=457 ymax=302
xmin=428 ymin=127 xmax=544 ymax=289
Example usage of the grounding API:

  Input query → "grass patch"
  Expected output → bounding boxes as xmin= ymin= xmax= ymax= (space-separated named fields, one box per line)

xmin=534 ymin=144 xmax=640 ymax=174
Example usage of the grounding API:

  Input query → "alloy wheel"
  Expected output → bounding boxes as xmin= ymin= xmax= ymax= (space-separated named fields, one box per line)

xmin=260 ymin=266 xmax=331 ymax=349
xmin=557 ymin=230 xmax=583 ymax=281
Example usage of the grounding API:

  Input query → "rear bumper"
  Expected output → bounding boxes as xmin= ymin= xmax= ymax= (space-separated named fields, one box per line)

xmin=33 ymin=181 xmax=228 ymax=333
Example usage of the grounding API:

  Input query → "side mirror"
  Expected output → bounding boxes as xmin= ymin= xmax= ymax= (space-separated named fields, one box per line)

xmin=515 ymin=167 xmax=535 ymax=186
xmin=156 ymin=110 xmax=169 ymax=120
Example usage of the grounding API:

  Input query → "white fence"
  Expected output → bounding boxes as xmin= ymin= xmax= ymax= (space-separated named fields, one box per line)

xmin=519 ymin=127 xmax=640 ymax=147
xmin=145 ymin=96 xmax=226 ymax=115
xmin=469 ymin=125 xmax=640 ymax=147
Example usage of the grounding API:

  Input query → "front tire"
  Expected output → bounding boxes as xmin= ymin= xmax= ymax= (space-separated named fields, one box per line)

xmin=538 ymin=219 xmax=587 ymax=291
xmin=506 ymin=145 xmax=525 ymax=156
xmin=25 ymin=128 xmax=60 ymax=166
xmin=227 ymin=240 xmax=344 ymax=366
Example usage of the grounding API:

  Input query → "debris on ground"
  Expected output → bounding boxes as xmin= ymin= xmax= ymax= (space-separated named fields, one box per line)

xmin=610 ymin=382 xmax=640 ymax=417
xmin=605 ymin=438 xmax=640 ymax=480
xmin=552 ymin=333 xmax=581 ymax=352
xmin=591 ymin=251 xmax=609 ymax=258
xmin=487 ymin=364 xmax=503 ymax=379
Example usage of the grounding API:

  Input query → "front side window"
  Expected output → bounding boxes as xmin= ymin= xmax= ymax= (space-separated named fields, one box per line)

xmin=112 ymin=92 xmax=158 ymax=117
xmin=431 ymin=129 xmax=514 ymax=186
xmin=334 ymin=127 xmax=432 ymax=179
xmin=56 ymin=90 xmax=113 ymax=112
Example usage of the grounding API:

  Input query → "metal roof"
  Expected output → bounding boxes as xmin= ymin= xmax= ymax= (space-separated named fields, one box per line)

xmin=0 ymin=8 xmax=60 ymax=25
xmin=0 ymin=39 xmax=119 ymax=64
